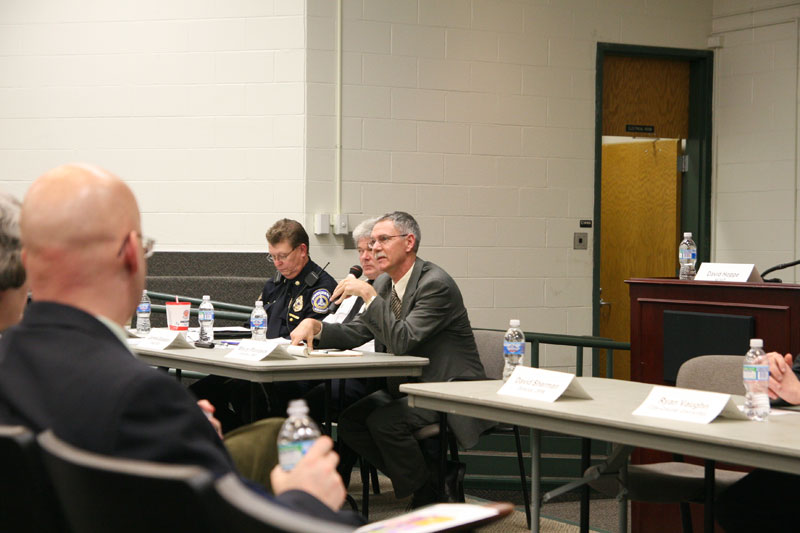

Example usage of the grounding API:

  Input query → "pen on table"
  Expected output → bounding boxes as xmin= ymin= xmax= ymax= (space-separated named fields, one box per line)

xmin=219 ymin=340 xmax=240 ymax=346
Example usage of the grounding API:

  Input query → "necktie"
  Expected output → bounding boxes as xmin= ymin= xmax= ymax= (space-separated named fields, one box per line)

xmin=390 ymin=287 xmax=402 ymax=319
xmin=342 ymin=296 xmax=364 ymax=323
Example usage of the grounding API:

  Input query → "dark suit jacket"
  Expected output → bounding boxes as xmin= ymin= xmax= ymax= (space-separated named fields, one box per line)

xmin=0 ymin=301 xmax=347 ymax=521
xmin=319 ymin=258 xmax=493 ymax=448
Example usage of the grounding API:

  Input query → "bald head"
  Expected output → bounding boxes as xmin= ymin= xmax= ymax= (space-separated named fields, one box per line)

xmin=21 ymin=164 xmax=146 ymax=324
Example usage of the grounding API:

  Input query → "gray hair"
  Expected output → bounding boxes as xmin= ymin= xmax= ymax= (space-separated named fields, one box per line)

xmin=377 ymin=211 xmax=421 ymax=252
xmin=0 ymin=191 xmax=25 ymax=291
xmin=352 ymin=217 xmax=377 ymax=244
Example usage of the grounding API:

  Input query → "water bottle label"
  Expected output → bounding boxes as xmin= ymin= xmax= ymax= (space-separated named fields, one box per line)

xmin=679 ymin=249 xmax=696 ymax=260
xmin=743 ymin=364 xmax=769 ymax=381
xmin=199 ymin=310 xmax=214 ymax=321
xmin=137 ymin=302 xmax=151 ymax=313
xmin=278 ymin=439 xmax=316 ymax=470
xmin=251 ymin=317 xmax=266 ymax=328
xmin=503 ymin=341 xmax=524 ymax=356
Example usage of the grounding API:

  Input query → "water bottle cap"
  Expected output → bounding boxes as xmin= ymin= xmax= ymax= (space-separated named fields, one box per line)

xmin=509 ymin=319 xmax=520 ymax=327
xmin=287 ymin=399 xmax=309 ymax=416
xmin=255 ymin=300 xmax=264 ymax=307
xmin=142 ymin=290 xmax=147 ymax=295
xmin=683 ymin=232 xmax=692 ymax=238
xmin=202 ymin=295 xmax=210 ymax=300
xmin=750 ymin=338 xmax=763 ymax=348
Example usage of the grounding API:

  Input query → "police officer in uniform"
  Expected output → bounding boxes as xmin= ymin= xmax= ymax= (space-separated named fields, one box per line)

xmin=260 ymin=218 xmax=336 ymax=338
xmin=190 ymin=219 xmax=335 ymax=431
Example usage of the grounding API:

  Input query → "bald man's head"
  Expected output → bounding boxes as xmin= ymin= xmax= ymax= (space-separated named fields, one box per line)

xmin=21 ymin=164 xmax=146 ymax=324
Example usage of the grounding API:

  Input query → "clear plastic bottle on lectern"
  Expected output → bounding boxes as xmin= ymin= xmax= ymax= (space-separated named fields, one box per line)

xmin=277 ymin=399 xmax=321 ymax=470
xmin=198 ymin=295 xmax=214 ymax=342
xmin=503 ymin=319 xmax=525 ymax=381
xmin=250 ymin=300 xmax=267 ymax=341
xmin=136 ymin=290 xmax=151 ymax=335
xmin=743 ymin=338 xmax=770 ymax=422
xmin=678 ymin=232 xmax=697 ymax=280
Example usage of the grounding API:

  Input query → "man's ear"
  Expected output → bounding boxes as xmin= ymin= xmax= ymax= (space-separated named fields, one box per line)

xmin=122 ymin=230 xmax=141 ymax=275
xmin=405 ymin=234 xmax=416 ymax=253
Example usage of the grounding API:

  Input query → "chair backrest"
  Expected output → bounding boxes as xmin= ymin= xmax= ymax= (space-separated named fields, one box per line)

xmin=676 ymin=355 xmax=744 ymax=395
xmin=473 ymin=329 xmax=506 ymax=380
xmin=0 ymin=425 xmax=68 ymax=533
xmin=212 ymin=473 xmax=355 ymax=533
xmin=37 ymin=430 xmax=217 ymax=533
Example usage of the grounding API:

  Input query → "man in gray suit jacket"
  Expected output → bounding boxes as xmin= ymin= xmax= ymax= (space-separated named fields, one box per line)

xmin=291 ymin=211 xmax=491 ymax=508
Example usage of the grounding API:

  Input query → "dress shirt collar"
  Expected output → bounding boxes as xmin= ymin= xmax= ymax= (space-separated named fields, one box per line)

xmin=96 ymin=315 xmax=134 ymax=355
xmin=392 ymin=263 xmax=414 ymax=301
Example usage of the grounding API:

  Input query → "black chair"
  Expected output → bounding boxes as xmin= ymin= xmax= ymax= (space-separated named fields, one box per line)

xmin=0 ymin=425 xmax=67 ymax=533
xmin=37 ymin=430 xmax=217 ymax=533
xmin=212 ymin=473 xmax=355 ymax=533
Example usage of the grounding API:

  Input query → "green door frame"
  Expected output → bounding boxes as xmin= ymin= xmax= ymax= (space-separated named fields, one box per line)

xmin=592 ymin=42 xmax=714 ymax=339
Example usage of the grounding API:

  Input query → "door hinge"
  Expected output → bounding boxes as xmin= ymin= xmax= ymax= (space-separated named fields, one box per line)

xmin=677 ymin=154 xmax=689 ymax=173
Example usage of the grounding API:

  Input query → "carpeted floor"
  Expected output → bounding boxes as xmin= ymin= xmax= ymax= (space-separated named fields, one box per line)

xmin=349 ymin=472 xmax=628 ymax=532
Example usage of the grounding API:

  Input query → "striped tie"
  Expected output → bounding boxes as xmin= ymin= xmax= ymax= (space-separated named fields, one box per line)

xmin=390 ymin=287 xmax=402 ymax=319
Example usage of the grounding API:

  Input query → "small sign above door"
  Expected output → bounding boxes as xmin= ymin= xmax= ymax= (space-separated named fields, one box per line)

xmin=625 ymin=124 xmax=655 ymax=134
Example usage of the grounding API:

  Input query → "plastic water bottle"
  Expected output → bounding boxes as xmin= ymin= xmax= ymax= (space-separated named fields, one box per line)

xmin=743 ymin=338 xmax=770 ymax=421
xmin=136 ymin=290 xmax=151 ymax=334
xmin=503 ymin=319 xmax=525 ymax=381
xmin=250 ymin=300 xmax=267 ymax=341
xmin=678 ymin=232 xmax=697 ymax=280
xmin=277 ymin=399 xmax=321 ymax=470
xmin=198 ymin=295 xmax=214 ymax=342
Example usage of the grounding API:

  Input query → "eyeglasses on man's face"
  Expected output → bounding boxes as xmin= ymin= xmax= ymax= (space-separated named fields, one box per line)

xmin=117 ymin=233 xmax=155 ymax=259
xmin=367 ymin=233 xmax=409 ymax=250
xmin=267 ymin=245 xmax=299 ymax=264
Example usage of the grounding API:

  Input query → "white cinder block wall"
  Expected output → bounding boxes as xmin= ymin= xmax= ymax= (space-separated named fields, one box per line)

xmin=0 ymin=0 xmax=715 ymax=372
xmin=306 ymin=0 xmax=711 ymax=372
xmin=0 ymin=0 xmax=308 ymax=250
xmin=712 ymin=0 xmax=800 ymax=282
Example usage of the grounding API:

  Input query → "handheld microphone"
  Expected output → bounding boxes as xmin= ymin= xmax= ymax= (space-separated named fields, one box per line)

xmin=328 ymin=265 xmax=363 ymax=314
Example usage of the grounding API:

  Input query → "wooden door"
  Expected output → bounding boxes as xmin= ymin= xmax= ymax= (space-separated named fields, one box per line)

xmin=599 ymin=140 xmax=681 ymax=379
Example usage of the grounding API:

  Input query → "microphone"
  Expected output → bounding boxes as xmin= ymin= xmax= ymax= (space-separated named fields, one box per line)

xmin=760 ymin=258 xmax=800 ymax=283
xmin=327 ymin=265 xmax=363 ymax=314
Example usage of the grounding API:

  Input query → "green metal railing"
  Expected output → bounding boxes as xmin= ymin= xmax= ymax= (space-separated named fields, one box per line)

xmin=526 ymin=331 xmax=630 ymax=378
xmin=145 ymin=291 xmax=253 ymax=322
xmin=474 ymin=328 xmax=630 ymax=378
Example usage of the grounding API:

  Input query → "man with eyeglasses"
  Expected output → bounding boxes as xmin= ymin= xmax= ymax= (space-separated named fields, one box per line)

xmin=261 ymin=218 xmax=336 ymax=339
xmin=291 ymin=211 xmax=491 ymax=508
xmin=192 ymin=218 xmax=337 ymax=430
xmin=0 ymin=164 xmax=359 ymax=525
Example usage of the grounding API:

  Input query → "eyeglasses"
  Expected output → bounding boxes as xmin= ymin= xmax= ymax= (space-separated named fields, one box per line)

xmin=367 ymin=234 xmax=409 ymax=250
xmin=267 ymin=245 xmax=299 ymax=264
xmin=117 ymin=233 xmax=155 ymax=259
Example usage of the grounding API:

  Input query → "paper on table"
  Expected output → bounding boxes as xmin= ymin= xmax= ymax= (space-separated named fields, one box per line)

xmin=633 ymin=385 xmax=748 ymax=424
xmin=295 ymin=349 xmax=362 ymax=358
xmin=224 ymin=339 xmax=299 ymax=361
xmin=132 ymin=329 xmax=195 ymax=351
xmin=498 ymin=366 xmax=592 ymax=402
xmin=354 ymin=503 xmax=500 ymax=533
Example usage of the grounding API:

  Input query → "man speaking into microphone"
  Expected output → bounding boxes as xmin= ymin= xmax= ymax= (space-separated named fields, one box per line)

xmin=291 ymin=211 xmax=490 ymax=508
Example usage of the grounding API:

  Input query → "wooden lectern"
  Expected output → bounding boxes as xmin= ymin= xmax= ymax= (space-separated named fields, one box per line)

xmin=628 ymin=277 xmax=800 ymax=385
xmin=627 ymin=277 xmax=800 ymax=532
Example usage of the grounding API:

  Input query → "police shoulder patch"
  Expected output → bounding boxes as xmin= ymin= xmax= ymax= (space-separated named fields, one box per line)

xmin=311 ymin=288 xmax=331 ymax=313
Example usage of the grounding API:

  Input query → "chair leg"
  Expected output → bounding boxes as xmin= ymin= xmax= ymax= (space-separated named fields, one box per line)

xmin=360 ymin=457 xmax=370 ymax=519
xmin=513 ymin=425 xmax=531 ymax=529
xmin=679 ymin=502 xmax=693 ymax=533
xmin=703 ymin=460 xmax=715 ymax=533
xmin=439 ymin=414 xmax=448 ymax=497
xmin=370 ymin=465 xmax=380 ymax=495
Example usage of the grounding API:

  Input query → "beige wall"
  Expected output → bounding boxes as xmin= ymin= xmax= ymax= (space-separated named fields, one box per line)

xmin=712 ymin=0 xmax=800 ymax=282
xmin=0 ymin=0 xmax=717 ymax=371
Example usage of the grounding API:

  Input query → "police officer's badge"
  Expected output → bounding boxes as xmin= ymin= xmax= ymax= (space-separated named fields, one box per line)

xmin=311 ymin=288 xmax=331 ymax=313
xmin=292 ymin=295 xmax=304 ymax=312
